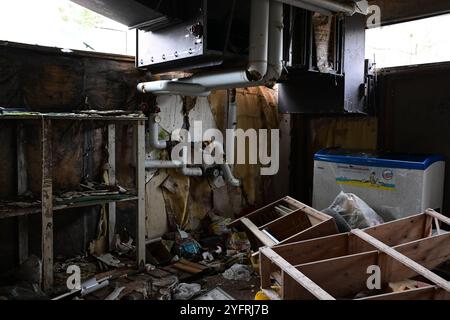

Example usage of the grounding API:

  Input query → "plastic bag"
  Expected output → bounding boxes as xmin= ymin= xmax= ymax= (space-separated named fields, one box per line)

xmin=173 ymin=283 xmax=202 ymax=300
xmin=222 ymin=264 xmax=252 ymax=282
xmin=325 ymin=192 xmax=384 ymax=229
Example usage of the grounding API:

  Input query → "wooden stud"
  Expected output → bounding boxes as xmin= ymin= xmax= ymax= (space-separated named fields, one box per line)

xmin=17 ymin=123 xmax=29 ymax=264
xmin=259 ymin=250 xmax=273 ymax=289
xmin=107 ymin=124 xmax=116 ymax=249
xmin=41 ymin=119 xmax=53 ymax=290
xmin=135 ymin=121 xmax=146 ymax=267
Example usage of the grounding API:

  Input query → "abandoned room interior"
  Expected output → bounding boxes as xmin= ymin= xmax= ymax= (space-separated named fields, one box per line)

xmin=1 ymin=0 xmax=450 ymax=304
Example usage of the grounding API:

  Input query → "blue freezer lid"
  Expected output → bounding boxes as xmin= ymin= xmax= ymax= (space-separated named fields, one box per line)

xmin=314 ymin=148 xmax=445 ymax=170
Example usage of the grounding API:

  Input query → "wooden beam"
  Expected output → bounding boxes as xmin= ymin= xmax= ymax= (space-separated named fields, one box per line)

xmin=107 ymin=124 xmax=116 ymax=249
xmin=352 ymin=229 xmax=450 ymax=291
xmin=426 ymin=209 xmax=450 ymax=227
xmin=41 ymin=119 xmax=53 ymax=290
xmin=241 ymin=218 xmax=277 ymax=247
xmin=135 ymin=121 xmax=146 ymax=267
xmin=260 ymin=247 xmax=335 ymax=300
xmin=17 ymin=123 xmax=29 ymax=264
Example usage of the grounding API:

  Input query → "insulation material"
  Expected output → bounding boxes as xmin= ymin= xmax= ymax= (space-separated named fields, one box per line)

xmin=312 ymin=13 xmax=334 ymax=73
xmin=146 ymin=171 xmax=169 ymax=239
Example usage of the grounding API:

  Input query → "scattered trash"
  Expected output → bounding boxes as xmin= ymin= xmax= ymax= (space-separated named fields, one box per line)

xmin=145 ymin=264 xmax=156 ymax=272
xmin=202 ymin=252 xmax=215 ymax=262
xmin=176 ymin=239 xmax=202 ymax=260
xmin=195 ymin=287 xmax=235 ymax=300
xmin=209 ymin=211 xmax=233 ymax=236
xmin=227 ymin=232 xmax=251 ymax=252
xmin=389 ymin=280 xmax=431 ymax=293
xmin=324 ymin=191 xmax=384 ymax=229
xmin=95 ymin=253 xmax=123 ymax=268
xmin=172 ymin=258 xmax=208 ymax=275
xmin=222 ymin=264 xmax=252 ymax=282
xmin=104 ymin=286 xmax=126 ymax=300
xmin=173 ymin=283 xmax=202 ymax=300
xmin=113 ymin=233 xmax=135 ymax=255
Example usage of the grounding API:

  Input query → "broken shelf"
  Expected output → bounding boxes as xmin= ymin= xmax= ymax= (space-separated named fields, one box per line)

xmin=0 ymin=193 xmax=138 ymax=219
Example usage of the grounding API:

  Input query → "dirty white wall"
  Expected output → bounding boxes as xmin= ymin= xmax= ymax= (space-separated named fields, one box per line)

xmin=145 ymin=87 xmax=280 ymax=239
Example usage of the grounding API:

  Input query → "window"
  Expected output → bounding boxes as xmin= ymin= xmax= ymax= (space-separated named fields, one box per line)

xmin=365 ymin=13 xmax=450 ymax=68
xmin=0 ymin=0 xmax=136 ymax=56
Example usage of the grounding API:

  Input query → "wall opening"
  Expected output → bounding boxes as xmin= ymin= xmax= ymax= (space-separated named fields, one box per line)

xmin=366 ymin=13 xmax=450 ymax=68
xmin=0 ymin=0 xmax=136 ymax=56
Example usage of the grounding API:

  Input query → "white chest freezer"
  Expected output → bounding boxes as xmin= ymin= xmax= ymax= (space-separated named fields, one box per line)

xmin=313 ymin=149 xmax=445 ymax=221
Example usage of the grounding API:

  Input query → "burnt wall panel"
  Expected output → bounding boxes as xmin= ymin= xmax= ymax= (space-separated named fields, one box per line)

xmin=370 ymin=0 xmax=450 ymax=25
xmin=379 ymin=62 xmax=450 ymax=213
xmin=0 ymin=42 xmax=147 ymax=272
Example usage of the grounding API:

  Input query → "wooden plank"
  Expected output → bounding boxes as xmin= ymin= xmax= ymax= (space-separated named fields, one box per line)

xmin=0 ymin=195 xmax=138 ymax=220
xmin=352 ymin=229 xmax=450 ymax=291
xmin=241 ymin=218 xmax=277 ymax=247
xmin=281 ymin=219 xmax=338 ymax=244
xmin=359 ymin=286 xmax=450 ymax=301
xmin=107 ymin=124 xmax=116 ymax=249
xmin=273 ymin=233 xmax=349 ymax=265
xmin=228 ymin=196 xmax=303 ymax=228
xmin=41 ymin=119 xmax=53 ymax=290
xmin=287 ymin=232 xmax=450 ymax=298
xmin=258 ymin=208 xmax=303 ymax=230
xmin=426 ymin=209 xmax=450 ymax=227
xmin=17 ymin=123 xmax=29 ymax=264
xmin=295 ymin=252 xmax=379 ymax=299
xmin=262 ymin=210 xmax=312 ymax=241
xmin=283 ymin=197 xmax=330 ymax=225
xmin=260 ymin=247 xmax=335 ymax=300
xmin=259 ymin=252 xmax=273 ymax=289
xmin=389 ymin=232 xmax=450 ymax=282
xmin=363 ymin=213 xmax=427 ymax=248
xmin=228 ymin=199 xmax=285 ymax=228
xmin=135 ymin=121 xmax=146 ymax=267
xmin=261 ymin=289 xmax=281 ymax=301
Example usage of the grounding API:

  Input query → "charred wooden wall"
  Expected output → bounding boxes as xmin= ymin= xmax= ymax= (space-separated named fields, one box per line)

xmin=378 ymin=62 xmax=450 ymax=214
xmin=0 ymin=42 xmax=148 ymax=272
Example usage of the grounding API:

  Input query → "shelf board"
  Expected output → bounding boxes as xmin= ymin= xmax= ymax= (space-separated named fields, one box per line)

xmin=0 ymin=113 xmax=147 ymax=122
xmin=0 ymin=194 xmax=138 ymax=219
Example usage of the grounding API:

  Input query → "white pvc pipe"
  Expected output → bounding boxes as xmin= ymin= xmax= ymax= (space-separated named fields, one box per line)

xmin=247 ymin=0 xmax=270 ymax=80
xmin=137 ymin=0 xmax=279 ymax=96
xmin=221 ymin=163 xmax=241 ymax=187
xmin=138 ymin=80 xmax=210 ymax=96
xmin=148 ymin=114 xmax=167 ymax=150
xmin=183 ymin=0 xmax=284 ymax=91
xmin=145 ymin=160 xmax=183 ymax=169
xmin=261 ymin=0 xmax=284 ymax=83
xmin=182 ymin=70 xmax=250 ymax=90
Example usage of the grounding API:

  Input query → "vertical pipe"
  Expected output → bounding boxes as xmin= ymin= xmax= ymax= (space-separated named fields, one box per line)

xmin=248 ymin=0 xmax=270 ymax=80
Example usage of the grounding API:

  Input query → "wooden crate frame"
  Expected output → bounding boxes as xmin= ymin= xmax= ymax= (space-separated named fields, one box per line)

xmin=228 ymin=197 xmax=338 ymax=248
xmin=259 ymin=209 xmax=450 ymax=300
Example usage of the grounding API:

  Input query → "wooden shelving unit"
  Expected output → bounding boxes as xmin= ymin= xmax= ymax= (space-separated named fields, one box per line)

xmin=0 ymin=112 xmax=147 ymax=290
